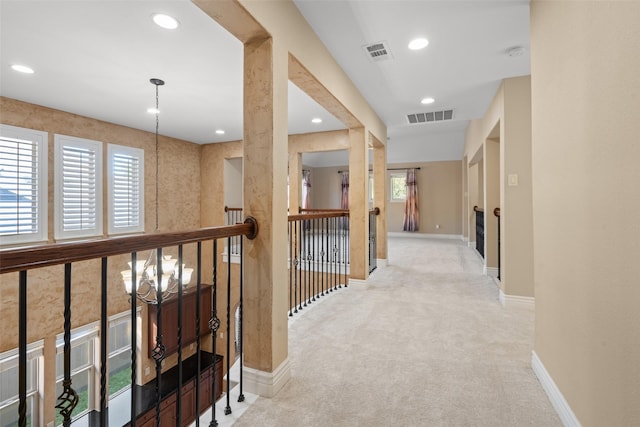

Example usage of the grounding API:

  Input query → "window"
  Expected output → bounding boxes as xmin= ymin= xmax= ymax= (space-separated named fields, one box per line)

xmin=107 ymin=312 xmax=132 ymax=398
xmin=390 ymin=173 xmax=407 ymax=202
xmin=54 ymin=135 xmax=103 ymax=240
xmin=107 ymin=144 xmax=144 ymax=235
xmin=55 ymin=325 xmax=98 ymax=425
xmin=0 ymin=341 xmax=43 ymax=427
xmin=0 ymin=124 xmax=48 ymax=246
xmin=369 ymin=173 xmax=374 ymax=203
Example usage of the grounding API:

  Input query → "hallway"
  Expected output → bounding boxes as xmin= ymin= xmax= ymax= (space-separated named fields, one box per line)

xmin=234 ymin=237 xmax=560 ymax=426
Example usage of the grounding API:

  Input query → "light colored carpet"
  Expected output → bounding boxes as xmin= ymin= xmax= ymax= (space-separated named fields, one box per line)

xmin=233 ymin=237 xmax=560 ymax=427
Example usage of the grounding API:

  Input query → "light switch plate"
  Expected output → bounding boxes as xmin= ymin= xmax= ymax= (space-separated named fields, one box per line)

xmin=508 ymin=174 xmax=519 ymax=186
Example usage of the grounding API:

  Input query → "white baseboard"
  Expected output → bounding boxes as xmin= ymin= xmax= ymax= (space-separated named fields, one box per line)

xmin=376 ymin=258 xmax=388 ymax=268
xmin=388 ymin=232 xmax=462 ymax=240
xmin=499 ymin=289 xmax=535 ymax=308
xmin=532 ymin=351 xmax=581 ymax=427
xmin=349 ymin=278 xmax=368 ymax=285
xmin=484 ymin=266 xmax=499 ymax=278
xmin=242 ymin=358 xmax=291 ymax=398
xmin=468 ymin=241 xmax=476 ymax=248
xmin=462 ymin=236 xmax=469 ymax=242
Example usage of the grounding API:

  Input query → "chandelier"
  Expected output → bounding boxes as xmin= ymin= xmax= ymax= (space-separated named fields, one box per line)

xmin=120 ymin=77 xmax=192 ymax=304
xmin=121 ymin=251 xmax=193 ymax=304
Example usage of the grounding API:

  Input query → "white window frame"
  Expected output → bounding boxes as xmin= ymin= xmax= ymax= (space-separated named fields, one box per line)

xmin=107 ymin=310 xmax=135 ymax=398
xmin=0 ymin=340 xmax=44 ymax=427
xmin=389 ymin=173 xmax=407 ymax=202
xmin=107 ymin=144 xmax=144 ymax=235
xmin=0 ymin=124 xmax=48 ymax=246
xmin=54 ymin=134 xmax=103 ymax=240
xmin=55 ymin=323 xmax=99 ymax=425
xmin=368 ymin=173 xmax=374 ymax=204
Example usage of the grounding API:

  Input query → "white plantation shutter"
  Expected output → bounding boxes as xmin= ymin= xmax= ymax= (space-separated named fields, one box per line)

xmin=54 ymin=135 xmax=103 ymax=239
xmin=0 ymin=125 xmax=48 ymax=245
xmin=108 ymin=144 xmax=144 ymax=234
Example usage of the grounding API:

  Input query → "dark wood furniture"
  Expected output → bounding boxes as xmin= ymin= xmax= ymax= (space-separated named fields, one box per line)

xmin=125 ymin=351 xmax=223 ymax=427
xmin=474 ymin=206 xmax=485 ymax=258
xmin=148 ymin=284 xmax=212 ymax=357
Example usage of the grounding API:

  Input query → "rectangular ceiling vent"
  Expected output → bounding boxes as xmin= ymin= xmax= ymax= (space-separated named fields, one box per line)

xmin=363 ymin=41 xmax=392 ymax=62
xmin=407 ymin=109 xmax=454 ymax=124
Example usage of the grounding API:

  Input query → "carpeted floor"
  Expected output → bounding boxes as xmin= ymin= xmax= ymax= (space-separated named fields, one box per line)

xmin=232 ymin=237 xmax=560 ymax=427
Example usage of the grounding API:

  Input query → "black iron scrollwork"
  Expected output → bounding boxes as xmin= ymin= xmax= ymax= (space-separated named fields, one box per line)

xmin=55 ymin=380 xmax=79 ymax=425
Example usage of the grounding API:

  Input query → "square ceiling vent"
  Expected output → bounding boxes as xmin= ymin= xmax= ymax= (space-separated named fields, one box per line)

xmin=407 ymin=109 xmax=454 ymax=124
xmin=362 ymin=41 xmax=392 ymax=62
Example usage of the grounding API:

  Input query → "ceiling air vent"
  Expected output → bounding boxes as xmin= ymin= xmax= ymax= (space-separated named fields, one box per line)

xmin=407 ymin=109 xmax=454 ymax=124
xmin=363 ymin=41 xmax=392 ymax=62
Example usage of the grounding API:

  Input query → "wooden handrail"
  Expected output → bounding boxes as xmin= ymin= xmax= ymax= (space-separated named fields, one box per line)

xmin=298 ymin=208 xmax=349 ymax=214
xmin=494 ymin=207 xmax=500 ymax=217
xmin=224 ymin=206 xmax=242 ymax=212
xmin=288 ymin=211 xmax=349 ymax=222
xmin=473 ymin=205 xmax=484 ymax=213
xmin=0 ymin=218 xmax=258 ymax=275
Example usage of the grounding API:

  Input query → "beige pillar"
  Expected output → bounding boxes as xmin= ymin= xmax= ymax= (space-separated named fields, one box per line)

xmin=288 ymin=151 xmax=302 ymax=213
xmin=242 ymin=36 xmax=290 ymax=396
xmin=468 ymin=162 xmax=479 ymax=247
xmin=484 ymin=139 xmax=500 ymax=274
xmin=501 ymin=77 xmax=534 ymax=298
xmin=462 ymin=156 xmax=468 ymax=241
xmin=372 ymin=141 xmax=387 ymax=261
xmin=348 ymin=127 xmax=368 ymax=280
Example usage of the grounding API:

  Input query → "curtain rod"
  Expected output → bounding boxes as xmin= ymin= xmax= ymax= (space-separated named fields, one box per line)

xmin=336 ymin=167 xmax=421 ymax=173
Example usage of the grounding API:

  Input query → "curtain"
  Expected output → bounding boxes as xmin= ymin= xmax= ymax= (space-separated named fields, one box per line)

xmin=302 ymin=170 xmax=311 ymax=209
xmin=340 ymin=171 xmax=349 ymax=209
xmin=340 ymin=171 xmax=349 ymax=230
xmin=403 ymin=168 xmax=419 ymax=232
xmin=302 ymin=170 xmax=311 ymax=230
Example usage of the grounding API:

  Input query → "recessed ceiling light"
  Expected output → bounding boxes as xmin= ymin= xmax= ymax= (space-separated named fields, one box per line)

xmin=152 ymin=13 xmax=179 ymax=30
xmin=408 ymin=38 xmax=429 ymax=50
xmin=11 ymin=64 xmax=34 ymax=74
xmin=147 ymin=108 xmax=159 ymax=114
xmin=311 ymin=118 xmax=322 ymax=124
xmin=215 ymin=129 xmax=225 ymax=135
xmin=421 ymin=97 xmax=435 ymax=105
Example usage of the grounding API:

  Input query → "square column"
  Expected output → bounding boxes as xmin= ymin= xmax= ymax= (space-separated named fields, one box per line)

xmin=242 ymin=36 xmax=290 ymax=396
xmin=372 ymin=142 xmax=387 ymax=261
xmin=348 ymin=127 xmax=369 ymax=280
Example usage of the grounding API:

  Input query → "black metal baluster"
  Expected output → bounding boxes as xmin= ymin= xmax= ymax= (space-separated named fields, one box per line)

xmin=321 ymin=218 xmax=326 ymax=297
xmin=295 ymin=221 xmax=301 ymax=312
xmin=302 ymin=221 xmax=307 ymax=307
xmin=209 ymin=240 xmax=220 ymax=427
xmin=333 ymin=217 xmax=338 ymax=291
xmin=18 ymin=270 xmax=27 ymax=427
xmin=225 ymin=236 xmax=232 ymax=415
xmin=130 ymin=253 xmax=138 ymax=427
xmin=312 ymin=217 xmax=317 ymax=302
xmin=196 ymin=243 xmax=202 ymax=427
xmin=338 ymin=215 xmax=343 ymax=288
xmin=289 ymin=221 xmax=293 ymax=317
xmin=56 ymin=263 xmax=78 ymax=427
xmin=100 ymin=257 xmax=108 ymax=426
xmin=328 ymin=217 xmax=333 ymax=292
xmin=176 ymin=245 xmax=184 ymax=427
xmin=238 ymin=235 xmax=245 ymax=402
xmin=152 ymin=248 xmax=166 ymax=427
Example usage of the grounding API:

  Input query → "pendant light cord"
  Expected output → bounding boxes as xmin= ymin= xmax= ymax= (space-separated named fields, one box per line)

xmin=155 ymin=84 xmax=159 ymax=232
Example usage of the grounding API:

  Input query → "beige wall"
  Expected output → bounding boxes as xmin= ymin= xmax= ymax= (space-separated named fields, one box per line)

xmin=531 ymin=2 xmax=640 ymax=425
xmin=386 ymin=161 xmax=462 ymax=235
xmin=0 ymin=96 xmax=203 ymax=422
xmin=463 ymin=76 xmax=534 ymax=297
xmin=308 ymin=165 xmax=344 ymax=209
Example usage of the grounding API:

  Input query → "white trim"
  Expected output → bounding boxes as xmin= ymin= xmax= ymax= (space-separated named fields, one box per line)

xmin=468 ymin=241 xmax=476 ymax=248
xmin=242 ymin=358 xmax=291 ymax=398
xmin=376 ymin=258 xmax=387 ymax=268
xmin=388 ymin=232 xmax=462 ymax=240
xmin=532 ymin=351 xmax=582 ymax=427
xmin=484 ymin=266 xmax=499 ymax=278
xmin=499 ymin=290 xmax=535 ymax=308
xmin=462 ymin=236 xmax=469 ymax=242
xmin=107 ymin=143 xmax=144 ymax=235
xmin=349 ymin=278 xmax=368 ymax=285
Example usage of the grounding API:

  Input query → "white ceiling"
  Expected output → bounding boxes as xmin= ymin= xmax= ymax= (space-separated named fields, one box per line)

xmin=0 ymin=0 xmax=530 ymax=165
